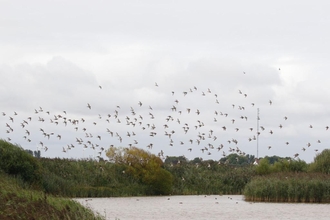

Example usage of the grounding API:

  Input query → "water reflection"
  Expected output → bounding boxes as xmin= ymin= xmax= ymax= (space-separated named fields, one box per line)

xmin=75 ymin=195 xmax=329 ymax=220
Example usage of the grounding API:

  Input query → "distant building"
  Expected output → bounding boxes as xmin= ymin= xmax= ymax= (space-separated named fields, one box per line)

xmin=253 ymin=158 xmax=260 ymax=165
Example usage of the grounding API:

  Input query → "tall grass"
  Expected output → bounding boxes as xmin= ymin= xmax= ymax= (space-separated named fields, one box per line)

xmin=165 ymin=161 xmax=256 ymax=195
xmin=41 ymin=157 xmax=257 ymax=197
xmin=40 ymin=158 xmax=149 ymax=197
xmin=0 ymin=170 xmax=104 ymax=219
xmin=244 ymin=173 xmax=330 ymax=203
xmin=244 ymin=150 xmax=330 ymax=203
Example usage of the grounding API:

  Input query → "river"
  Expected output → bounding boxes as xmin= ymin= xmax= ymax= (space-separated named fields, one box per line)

xmin=75 ymin=195 xmax=329 ymax=220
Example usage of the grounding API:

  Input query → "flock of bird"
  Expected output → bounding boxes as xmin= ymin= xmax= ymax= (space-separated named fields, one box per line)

xmin=1 ymin=71 xmax=328 ymax=163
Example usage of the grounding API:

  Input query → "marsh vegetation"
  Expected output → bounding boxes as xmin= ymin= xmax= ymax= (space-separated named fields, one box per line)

xmin=1 ymin=139 xmax=330 ymax=219
xmin=0 ymin=140 xmax=104 ymax=219
xmin=244 ymin=149 xmax=330 ymax=202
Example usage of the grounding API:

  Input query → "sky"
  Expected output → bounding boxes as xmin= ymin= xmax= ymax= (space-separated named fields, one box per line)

xmin=1 ymin=0 xmax=330 ymax=163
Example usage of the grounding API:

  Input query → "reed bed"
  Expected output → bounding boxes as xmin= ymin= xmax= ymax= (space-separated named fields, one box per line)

xmin=165 ymin=162 xmax=256 ymax=195
xmin=40 ymin=158 xmax=149 ymax=197
xmin=244 ymin=173 xmax=330 ymax=203
xmin=40 ymin=157 xmax=256 ymax=197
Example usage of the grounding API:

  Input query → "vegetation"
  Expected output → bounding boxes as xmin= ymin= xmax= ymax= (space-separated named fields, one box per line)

xmin=39 ymin=151 xmax=255 ymax=197
xmin=244 ymin=150 xmax=330 ymax=202
xmin=244 ymin=173 xmax=330 ymax=202
xmin=0 ymin=140 xmax=104 ymax=219
xmin=0 ymin=140 xmax=42 ymax=185
xmin=0 ymin=171 xmax=104 ymax=219
xmin=2 ymin=138 xmax=330 ymax=218
xmin=309 ymin=149 xmax=330 ymax=174
xmin=106 ymin=146 xmax=173 ymax=195
xmin=164 ymin=157 xmax=255 ymax=195
xmin=41 ymin=156 xmax=151 ymax=197
xmin=255 ymin=158 xmax=308 ymax=175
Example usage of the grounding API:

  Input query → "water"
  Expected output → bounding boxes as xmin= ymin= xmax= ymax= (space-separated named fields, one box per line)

xmin=75 ymin=195 xmax=330 ymax=220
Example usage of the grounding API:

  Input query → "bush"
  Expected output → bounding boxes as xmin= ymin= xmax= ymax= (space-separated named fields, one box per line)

xmin=145 ymin=168 xmax=173 ymax=195
xmin=273 ymin=159 xmax=308 ymax=173
xmin=255 ymin=158 xmax=271 ymax=175
xmin=106 ymin=146 xmax=174 ymax=195
xmin=0 ymin=140 xmax=42 ymax=184
xmin=309 ymin=149 xmax=330 ymax=174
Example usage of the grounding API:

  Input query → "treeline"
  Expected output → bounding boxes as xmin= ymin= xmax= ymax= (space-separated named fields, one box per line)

xmin=1 ymin=139 xmax=330 ymax=203
xmin=42 ymin=147 xmax=330 ymax=202
xmin=41 ymin=147 xmax=259 ymax=197
xmin=0 ymin=140 xmax=257 ymax=198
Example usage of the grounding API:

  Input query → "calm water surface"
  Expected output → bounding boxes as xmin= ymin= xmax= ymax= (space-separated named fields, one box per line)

xmin=75 ymin=195 xmax=329 ymax=220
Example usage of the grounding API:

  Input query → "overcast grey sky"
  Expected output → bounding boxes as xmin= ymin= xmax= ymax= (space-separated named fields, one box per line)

xmin=1 ymin=1 xmax=330 ymax=163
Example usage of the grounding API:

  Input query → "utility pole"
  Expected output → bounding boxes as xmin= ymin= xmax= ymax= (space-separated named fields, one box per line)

xmin=257 ymin=108 xmax=260 ymax=159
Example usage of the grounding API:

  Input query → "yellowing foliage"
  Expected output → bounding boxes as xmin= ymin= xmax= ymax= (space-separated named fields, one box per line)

xmin=106 ymin=146 xmax=173 ymax=195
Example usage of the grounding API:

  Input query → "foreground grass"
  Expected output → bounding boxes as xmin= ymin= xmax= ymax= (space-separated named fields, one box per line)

xmin=244 ymin=173 xmax=330 ymax=203
xmin=0 ymin=171 xmax=104 ymax=220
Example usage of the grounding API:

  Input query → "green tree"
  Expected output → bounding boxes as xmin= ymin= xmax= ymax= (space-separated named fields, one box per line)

xmin=273 ymin=159 xmax=290 ymax=172
xmin=272 ymin=159 xmax=307 ymax=173
xmin=34 ymin=150 xmax=41 ymax=158
xmin=25 ymin=149 xmax=41 ymax=158
xmin=164 ymin=156 xmax=188 ymax=165
xmin=309 ymin=149 xmax=330 ymax=174
xmin=264 ymin=155 xmax=291 ymax=164
xmin=219 ymin=153 xmax=250 ymax=165
xmin=245 ymin=154 xmax=255 ymax=164
xmin=255 ymin=158 xmax=271 ymax=175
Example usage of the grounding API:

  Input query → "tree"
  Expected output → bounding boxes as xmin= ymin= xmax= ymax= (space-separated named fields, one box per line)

xmin=106 ymin=146 xmax=173 ymax=195
xmin=25 ymin=149 xmax=41 ymax=158
xmin=190 ymin=157 xmax=203 ymax=164
xmin=25 ymin=149 xmax=34 ymax=156
xmin=264 ymin=155 xmax=291 ymax=164
xmin=219 ymin=153 xmax=250 ymax=165
xmin=164 ymin=156 xmax=188 ymax=165
xmin=309 ymin=149 xmax=330 ymax=174
xmin=273 ymin=159 xmax=307 ymax=173
xmin=245 ymin=154 xmax=255 ymax=164
xmin=255 ymin=158 xmax=271 ymax=175
xmin=34 ymin=150 xmax=41 ymax=158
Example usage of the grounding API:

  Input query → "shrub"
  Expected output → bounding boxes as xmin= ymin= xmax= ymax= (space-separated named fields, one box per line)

xmin=288 ymin=159 xmax=308 ymax=173
xmin=273 ymin=159 xmax=308 ymax=173
xmin=309 ymin=149 xmax=330 ymax=174
xmin=106 ymin=146 xmax=174 ymax=195
xmin=0 ymin=140 xmax=42 ymax=184
xmin=145 ymin=168 xmax=173 ymax=195
xmin=255 ymin=158 xmax=271 ymax=175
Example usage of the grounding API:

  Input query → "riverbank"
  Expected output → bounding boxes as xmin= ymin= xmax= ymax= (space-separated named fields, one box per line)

xmin=0 ymin=139 xmax=104 ymax=219
xmin=0 ymin=171 xmax=104 ymax=220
